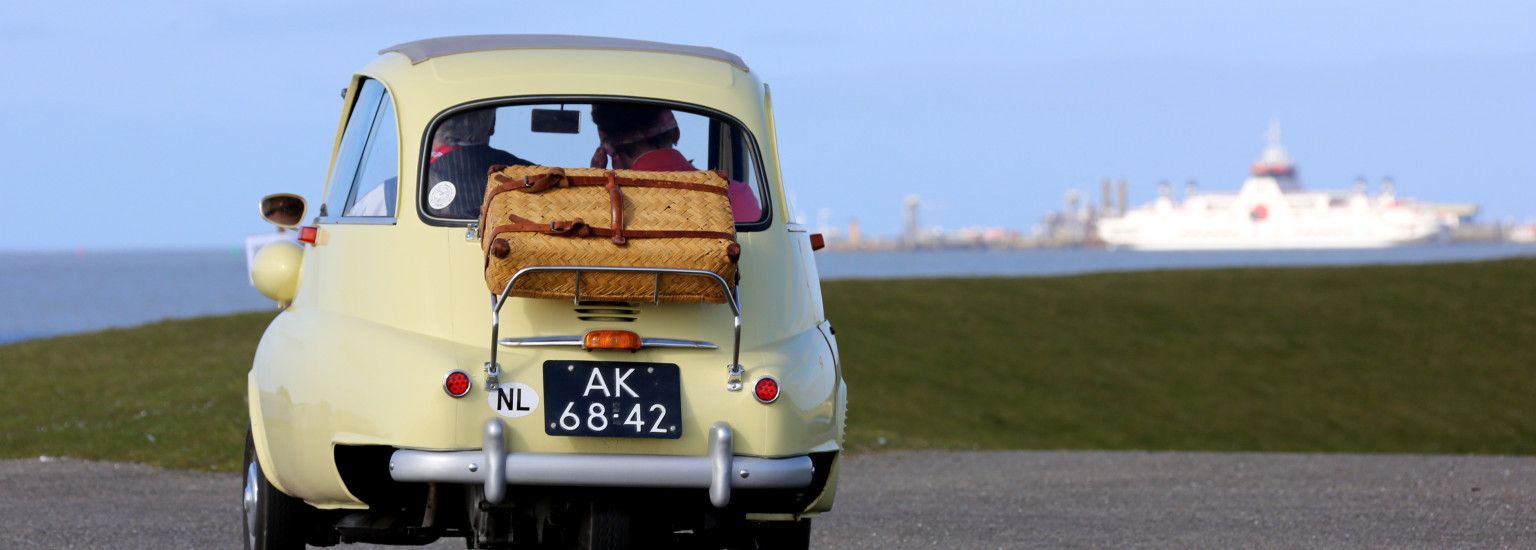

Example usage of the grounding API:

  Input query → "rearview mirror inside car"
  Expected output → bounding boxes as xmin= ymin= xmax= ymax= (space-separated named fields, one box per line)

xmin=531 ymin=108 xmax=580 ymax=134
xmin=260 ymin=193 xmax=307 ymax=228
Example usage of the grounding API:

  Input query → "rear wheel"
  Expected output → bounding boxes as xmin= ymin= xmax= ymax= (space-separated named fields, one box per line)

xmin=243 ymin=428 xmax=309 ymax=550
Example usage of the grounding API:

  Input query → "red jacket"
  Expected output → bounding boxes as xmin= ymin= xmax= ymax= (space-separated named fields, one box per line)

xmin=630 ymin=149 xmax=763 ymax=223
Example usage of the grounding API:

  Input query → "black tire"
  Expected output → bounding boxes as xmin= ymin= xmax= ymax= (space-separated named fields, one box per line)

xmin=243 ymin=428 xmax=309 ymax=550
xmin=749 ymin=519 xmax=811 ymax=550
xmin=576 ymin=500 xmax=632 ymax=550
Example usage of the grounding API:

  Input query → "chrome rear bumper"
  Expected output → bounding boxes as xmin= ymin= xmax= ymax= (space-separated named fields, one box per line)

xmin=387 ymin=420 xmax=813 ymax=508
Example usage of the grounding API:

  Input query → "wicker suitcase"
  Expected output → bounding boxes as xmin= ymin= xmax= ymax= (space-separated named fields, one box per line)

xmin=479 ymin=165 xmax=740 ymax=303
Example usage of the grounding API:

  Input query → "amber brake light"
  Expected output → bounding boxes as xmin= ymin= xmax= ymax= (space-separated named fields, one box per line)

xmin=584 ymin=330 xmax=643 ymax=351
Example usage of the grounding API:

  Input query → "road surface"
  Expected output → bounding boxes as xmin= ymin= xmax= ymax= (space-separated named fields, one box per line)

xmin=2 ymin=451 xmax=1533 ymax=548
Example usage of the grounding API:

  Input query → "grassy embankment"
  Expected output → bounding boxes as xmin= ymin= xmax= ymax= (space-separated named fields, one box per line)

xmin=2 ymin=259 xmax=1534 ymax=472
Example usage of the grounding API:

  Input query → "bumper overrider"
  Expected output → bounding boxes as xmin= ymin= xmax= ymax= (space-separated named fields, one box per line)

xmin=388 ymin=419 xmax=814 ymax=508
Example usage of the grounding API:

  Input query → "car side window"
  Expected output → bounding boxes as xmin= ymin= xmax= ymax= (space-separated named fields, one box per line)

xmin=718 ymin=123 xmax=766 ymax=225
xmin=344 ymin=98 xmax=398 ymax=217
xmin=322 ymin=79 xmax=391 ymax=219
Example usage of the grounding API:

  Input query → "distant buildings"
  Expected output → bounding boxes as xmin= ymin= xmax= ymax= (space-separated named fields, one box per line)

xmin=823 ymin=195 xmax=1032 ymax=251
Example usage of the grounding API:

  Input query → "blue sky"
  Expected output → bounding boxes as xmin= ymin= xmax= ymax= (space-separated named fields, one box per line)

xmin=1 ymin=0 xmax=1532 ymax=250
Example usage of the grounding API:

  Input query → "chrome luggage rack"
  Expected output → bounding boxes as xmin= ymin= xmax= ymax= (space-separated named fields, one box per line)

xmin=487 ymin=266 xmax=744 ymax=391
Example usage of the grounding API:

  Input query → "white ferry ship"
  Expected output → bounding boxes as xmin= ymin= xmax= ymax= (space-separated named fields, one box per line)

xmin=1098 ymin=122 xmax=1450 ymax=250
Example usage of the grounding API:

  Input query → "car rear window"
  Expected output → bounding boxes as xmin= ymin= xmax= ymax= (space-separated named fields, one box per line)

xmin=419 ymin=102 xmax=768 ymax=230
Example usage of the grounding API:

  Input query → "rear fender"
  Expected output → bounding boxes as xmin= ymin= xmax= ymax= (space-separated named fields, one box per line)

xmin=251 ymin=308 xmax=465 ymax=508
xmin=753 ymin=326 xmax=841 ymax=456
xmin=246 ymin=371 xmax=292 ymax=496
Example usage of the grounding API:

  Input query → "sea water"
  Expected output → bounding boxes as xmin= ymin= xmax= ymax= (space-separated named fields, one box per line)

xmin=2 ymin=243 xmax=1534 ymax=344
xmin=0 ymin=249 xmax=273 ymax=345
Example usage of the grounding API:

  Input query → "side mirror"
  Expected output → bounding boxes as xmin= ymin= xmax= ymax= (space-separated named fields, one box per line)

xmin=260 ymin=193 xmax=307 ymax=228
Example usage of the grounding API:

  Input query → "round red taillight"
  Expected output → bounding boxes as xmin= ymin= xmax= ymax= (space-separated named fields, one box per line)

xmin=444 ymin=370 xmax=471 ymax=398
xmin=753 ymin=376 xmax=779 ymax=404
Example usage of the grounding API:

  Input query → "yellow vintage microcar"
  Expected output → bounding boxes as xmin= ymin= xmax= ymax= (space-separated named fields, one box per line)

xmin=245 ymin=36 xmax=844 ymax=549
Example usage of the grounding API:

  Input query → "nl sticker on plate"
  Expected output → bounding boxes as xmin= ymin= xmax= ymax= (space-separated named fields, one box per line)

xmin=427 ymin=181 xmax=456 ymax=210
xmin=487 ymin=382 xmax=540 ymax=418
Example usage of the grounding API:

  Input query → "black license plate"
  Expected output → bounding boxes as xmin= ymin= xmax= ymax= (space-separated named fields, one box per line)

xmin=543 ymin=361 xmax=681 ymax=439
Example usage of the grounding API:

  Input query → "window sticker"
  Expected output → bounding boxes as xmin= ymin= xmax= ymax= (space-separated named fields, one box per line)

xmin=427 ymin=181 xmax=457 ymax=210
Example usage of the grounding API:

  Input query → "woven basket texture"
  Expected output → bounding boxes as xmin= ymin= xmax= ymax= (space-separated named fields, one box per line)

xmin=481 ymin=166 xmax=737 ymax=303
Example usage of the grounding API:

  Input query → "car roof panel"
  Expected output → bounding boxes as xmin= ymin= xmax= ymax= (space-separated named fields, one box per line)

xmin=380 ymin=34 xmax=750 ymax=72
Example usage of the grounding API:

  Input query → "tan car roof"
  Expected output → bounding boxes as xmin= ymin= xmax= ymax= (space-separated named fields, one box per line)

xmin=380 ymin=34 xmax=750 ymax=72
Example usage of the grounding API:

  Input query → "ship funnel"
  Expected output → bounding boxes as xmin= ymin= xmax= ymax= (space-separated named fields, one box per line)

xmin=1251 ymin=119 xmax=1298 ymax=188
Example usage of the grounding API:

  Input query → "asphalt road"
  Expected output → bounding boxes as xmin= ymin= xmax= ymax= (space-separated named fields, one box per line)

xmin=3 ymin=451 xmax=1534 ymax=549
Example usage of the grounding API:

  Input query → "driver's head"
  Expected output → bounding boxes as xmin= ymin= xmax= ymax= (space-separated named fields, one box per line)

xmin=590 ymin=104 xmax=680 ymax=156
xmin=433 ymin=108 xmax=497 ymax=146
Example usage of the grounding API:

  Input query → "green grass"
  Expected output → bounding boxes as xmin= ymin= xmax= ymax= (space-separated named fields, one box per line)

xmin=827 ymin=258 xmax=1536 ymax=455
xmin=0 ymin=311 xmax=275 ymax=471
xmin=3 ymin=259 xmax=1534 ymax=472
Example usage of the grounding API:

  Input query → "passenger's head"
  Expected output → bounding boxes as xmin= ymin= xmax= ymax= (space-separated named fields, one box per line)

xmin=433 ymin=108 xmax=497 ymax=146
xmin=590 ymin=104 xmax=680 ymax=158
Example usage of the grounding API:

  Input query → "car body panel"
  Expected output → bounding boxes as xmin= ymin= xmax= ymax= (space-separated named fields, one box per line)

xmin=249 ymin=41 xmax=841 ymax=514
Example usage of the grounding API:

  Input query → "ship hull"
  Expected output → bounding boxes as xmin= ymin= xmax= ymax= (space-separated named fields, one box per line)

xmin=1105 ymin=234 xmax=1438 ymax=251
xmin=1096 ymin=175 xmax=1446 ymax=251
xmin=1087 ymin=124 xmax=1461 ymax=251
xmin=1099 ymin=220 xmax=1442 ymax=251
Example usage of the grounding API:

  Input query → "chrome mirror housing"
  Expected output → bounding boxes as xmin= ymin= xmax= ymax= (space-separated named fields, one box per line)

xmin=260 ymin=193 xmax=307 ymax=228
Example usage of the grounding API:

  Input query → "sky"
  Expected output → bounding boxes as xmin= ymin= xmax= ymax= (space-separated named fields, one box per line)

xmin=0 ymin=0 xmax=1532 ymax=250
